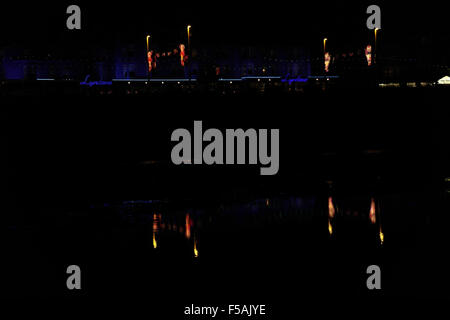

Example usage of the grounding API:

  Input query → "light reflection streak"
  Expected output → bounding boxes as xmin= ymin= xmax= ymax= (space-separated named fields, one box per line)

xmin=185 ymin=213 xmax=192 ymax=239
xmin=328 ymin=197 xmax=335 ymax=218
xmin=152 ymin=213 xmax=160 ymax=249
xmin=328 ymin=197 xmax=335 ymax=236
xmin=153 ymin=232 xmax=157 ymax=249
xmin=193 ymin=237 xmax=199 ymax=258
xmin=369 ymin=198 xmax=376 ymax=224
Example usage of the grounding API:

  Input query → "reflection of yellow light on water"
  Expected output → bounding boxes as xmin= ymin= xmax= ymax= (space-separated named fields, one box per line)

xmin=328 ymin=218 xmax=333 ymax=235
xmin=153 ymin=233 xmax=157 ymax=249
xmin=266 ymin=199 xmax=270 ymax=207
xmin=193 ymin=240 xmax=199 ymax=258
xmin=152 ymin=213 xmax=159 ymax=249
xmin=379 ymin=228 xmax=384 ymax=245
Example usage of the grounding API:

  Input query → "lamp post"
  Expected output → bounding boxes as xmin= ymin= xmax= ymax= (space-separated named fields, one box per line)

xmin=374 ymin=28 xmax=380 ymax=64
xmin=187 ymin=25 xmax=192 ymax=80
xmin=187 ymin=25 xmax=192 ymax=54
xmin=323 ymin=38 xmax=329 ymax=73
xmin=146 ymin=35 xmax=151 ymax=80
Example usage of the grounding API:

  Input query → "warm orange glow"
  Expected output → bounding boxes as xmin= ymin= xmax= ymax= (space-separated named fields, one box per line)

xmin=369 ymin=198 xmax=376 ymax=224
xmin=365 ymin=45 xmax=373 ymax=66
xmin=193 ymin=239 xmax=199 ymax=258
xmin=379 ymin=227 xmax=384 ymax=245
xmin=185 ymin=213 xmax=191 ymax=239
xmin=374 ymin=28 xmax=380 ymax=42
xmin=153 ymin=213 xmax=159 ymax=231
xmin=152 ymin=213 xmax=160 ymax=249
xmin=179 ymin=44 xmax=186 ymax=66
xmin=328 ymin=218 xmax=333 ymax=235
xmin=374 ymin=28 xmax=380 ymax=64
xmin=324 ymin=52 xmax=331 ymax=73
xmin=187 ymin=25 xmax=192 ymax=52
xmin=153 ymin=232 xmax=157 ymax=249
xmin=266 ymin=198 xmax=270 ymax=207
xmin=328 ymin=196 xmax=335 ymax=218
xmin=147 ymin=51 xmax=155 ymax=72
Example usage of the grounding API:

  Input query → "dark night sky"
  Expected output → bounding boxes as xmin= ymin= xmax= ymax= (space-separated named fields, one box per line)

xmin=0 ymin=1 xmax=449 ymax=60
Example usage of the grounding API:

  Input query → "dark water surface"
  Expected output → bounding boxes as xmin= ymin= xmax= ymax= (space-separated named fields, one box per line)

xmin=2 ymin=86 xmax=449 ymax=309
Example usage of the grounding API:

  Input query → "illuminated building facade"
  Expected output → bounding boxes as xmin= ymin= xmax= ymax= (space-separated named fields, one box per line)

xmin=0 ymin=42 xmax=311 ymax=81
xmin=2 ymin=41 xmax=447 ymax=83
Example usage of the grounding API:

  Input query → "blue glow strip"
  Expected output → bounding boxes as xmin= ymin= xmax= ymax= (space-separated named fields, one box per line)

xmin=112 ymin=78 xmax=197 ymax=82
xmin=281 ymin=78 xmax=308 ymax=83
xmin=37 ymin=78 xmax=55 ymax=81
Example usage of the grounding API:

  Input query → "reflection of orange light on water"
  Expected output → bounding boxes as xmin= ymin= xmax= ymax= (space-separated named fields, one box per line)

xmin=152 ymin=213 xmax=160 ymax=249
xmin=153 ymin=213 xmax=159 ymax=232
xmin=365 ymin=45 xmax=372 ymax=66
xmin=328 ymin=197 xmax=335 ymax=218
xmin=369 ymin=198 xmax=376 ymax=224
xmin=185 ymin=213 xmax=191 ymax=239
xmin=324 ymin=52 xmax=331 ymax=73
xmin=266 ymin=199 xmax=270 ymax=207
xmin=328 ymin=218 xmax=333 ymax=235
xmin=193 ymin=240 xmax=199 ymax=258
